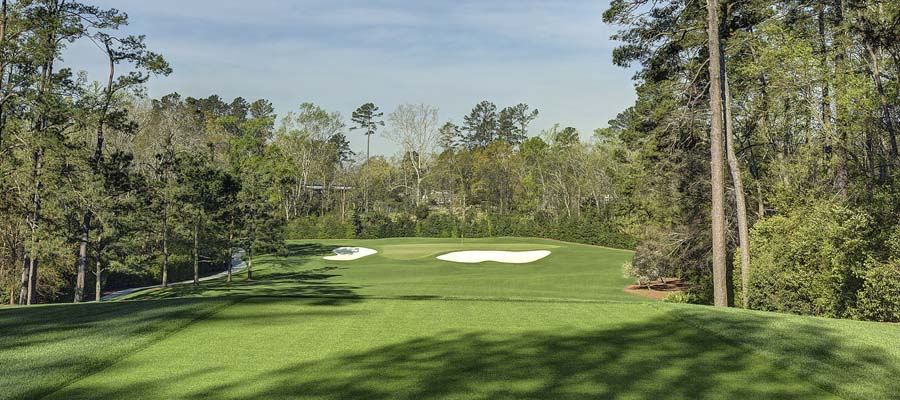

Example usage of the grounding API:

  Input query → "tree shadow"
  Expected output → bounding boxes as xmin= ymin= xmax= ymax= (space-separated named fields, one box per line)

xmin=124 ymin=243 xmax=364 ymax=304
xmin=281 ymin=243 xmax=343 ymax=257
xmin=47 ymin=304 xmax=900 ymax=400
xmin=0 ymin=298 xmax=233 ymax=400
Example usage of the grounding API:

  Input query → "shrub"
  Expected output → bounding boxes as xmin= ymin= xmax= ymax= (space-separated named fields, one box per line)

xmin=392 ymin=214 xmax=417 ymax=237
xmin=663 ymin=292 xmax=698 ymax=304
xmin=854 ymin=261 xmax=900 ymax=322
xmin=286 ymin=209 xmax=636 ymax=250
xmin=748 ymin=202 xmax=872 ymax=318
xmin=623 ymin=261 xmax=660 ymax=288
xmin=419 ymin=213 xmax=457 ymax=238
xmin=284 ymin=217 xmax=316 ymax=240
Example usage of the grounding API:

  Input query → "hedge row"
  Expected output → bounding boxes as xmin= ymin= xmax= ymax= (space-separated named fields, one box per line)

xmin=285 ymin=210 xmax=637 ymax=250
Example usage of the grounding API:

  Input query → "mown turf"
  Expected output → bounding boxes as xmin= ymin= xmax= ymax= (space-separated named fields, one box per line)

xmin=116 ymin=237 xmax=640 ymax=303
xmin=2 ymin=237 xmax=899 ymax=399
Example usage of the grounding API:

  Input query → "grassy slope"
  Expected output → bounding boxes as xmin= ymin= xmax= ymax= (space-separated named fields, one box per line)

xmin=1 ymin=237 xmax=898 ymax=399
xmin=117 ymin=238 xmax=641 ymax=303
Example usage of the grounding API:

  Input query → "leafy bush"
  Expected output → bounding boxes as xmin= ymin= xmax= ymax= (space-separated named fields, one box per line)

xmin=286 ymin=209 xmax=636 ymax=250
xmin=747 ymin=202 xmax=872 ymax=318
xmin=854 ymin=261 xmax=900 ymax=322
xmin=662 ymin=292 xmax=699 ymax=304
xmin=418 ymin=213 xmax=457 ymax=237
xmin=285 ymin=216 xmax=353 ymax=239
xmin=623 ymin=261 xmax=660 ymax=288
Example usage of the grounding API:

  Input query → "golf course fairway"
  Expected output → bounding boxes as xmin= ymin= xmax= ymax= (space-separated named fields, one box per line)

xmin=2 ymin=237 xmax=899 ymax=399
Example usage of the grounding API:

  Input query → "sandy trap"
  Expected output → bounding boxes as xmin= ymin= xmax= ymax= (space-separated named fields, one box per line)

xmin=437 ymin=250 xmax=551 ymax=264
xmin=324 ymin=247 xmax=378 ymax=261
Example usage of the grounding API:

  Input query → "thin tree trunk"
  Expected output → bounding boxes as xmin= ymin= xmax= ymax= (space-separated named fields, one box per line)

xmin=226 ymin=231 xmax=234 ymax=283
xmin=193 ymin=217 xmax=200 ymax=286
xmin=18 ymin=254 xmax=28 ymax=305
xmin=78 ymin=39 xmax=116 ymax=302
xmin=246 ymin=245 xmax=253 ymax=281
xmin=161 ymin=203 xmax=169 ymax=288
xmin=818 ymin=5 xmax=833 ymax=160
xmin=832 ymin=0 xmax=849 ymax=196
xmin=461 ymin=192 xmax=467 ymax=239
xmin=724 ymin=74 xmax=751 ymax=308
xmin=94 ymin=247 xmax=102 ymax=302
xmin=0 ymin=0 xmax=7 ymax=147
xmin=26 ymin=149 xmax=43 ymax=305
xmin=364 ymin=133 xmax=371 ymax=213
xmin=706 ymin=0 xmax=728 ymax=307
xmin=226 ymin=247 xmax=233 ymax=283
xmin=19 ymin=4 xmax=61 ymax=305
xmin=865 ymin=41 xmax=898 ymax=159
xmin=341 ymin=189 xmax=346 ymax=221
xmin=74 ymin=214 xmax=89 ymax=302
xmin=26 ymin=251 xmax=38 ymax=304
xmin=447 ymin=177 xmax=454 ymax=215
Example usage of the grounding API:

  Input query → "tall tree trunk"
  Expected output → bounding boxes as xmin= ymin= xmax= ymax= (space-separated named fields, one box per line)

xmin=818 ymin=4 xmax=832 ymax=158
xmin=19 ymin=2 xmax=65 ymax=305
xmin=26 ymin=243 xmax=38 ymax=304
xmin=461 ymin=192 xmax=467 ymax=239
xmin=74 ymin=214 xmax=89 ymax=302
xmin=94 ymin=244 xmax=103 ymax=302
xmin=246 ymin=245 xmax=253 ymax=281
xmin=18 ymin=254 xmax=28 ymax=304
xmin=161 ymin=203 xmax=169 ymax=288
xmin=78 ymin=39 xmax=116 ymax=302
xmin=706 ymin=0 xmax=728 ymax=307
xmin=193 ymin=217 xmax=200 ymax=286
xmin=226 ymin=230 xmax=234 ymax=283
xmin=724 ymin=74 xmax=751 ymax=308
xmin=341 ymin=189 xmax=347 ymax=221
xmin=25 ymin=148 xmax=44 ymax=305
xmin=865 ymin=41 xmax=899 ymax=160
xmin=832 ymin=0 xmax=849 ymax=197
xmin=226 ymin=247 xmax=233 ymax=283
xmin=0 ymin=0 xmax=7 ymax=147
xmin=364 ymin=133 xmax=371 ymax=213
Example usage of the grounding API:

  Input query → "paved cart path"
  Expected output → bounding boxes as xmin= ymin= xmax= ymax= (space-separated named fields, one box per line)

xmin=101 ymin=249 xmax=246 ymax=301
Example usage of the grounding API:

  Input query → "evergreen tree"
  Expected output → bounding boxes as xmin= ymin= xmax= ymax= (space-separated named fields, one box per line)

xmin=462 ymin=101 xmax=498 ymax=148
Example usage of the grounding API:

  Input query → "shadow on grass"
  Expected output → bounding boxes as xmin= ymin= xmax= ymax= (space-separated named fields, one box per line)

xmin=0 ymin=298 xmax=233 ymax=400
xmin=125 ymin=243 xmax=364 ymax=304
xmin=0 ymin=296 xmax=374 ymax=400
xmin=48 ymin=304 xmax=900 ymax=400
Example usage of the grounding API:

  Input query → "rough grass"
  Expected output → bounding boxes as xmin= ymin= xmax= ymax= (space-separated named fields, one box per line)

xmin=2 ymin=237 xmax=898 ymax=399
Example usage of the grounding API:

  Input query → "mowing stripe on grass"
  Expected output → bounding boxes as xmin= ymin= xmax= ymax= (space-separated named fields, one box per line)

xmin=35 ymin=298 xmax=244 ymax=400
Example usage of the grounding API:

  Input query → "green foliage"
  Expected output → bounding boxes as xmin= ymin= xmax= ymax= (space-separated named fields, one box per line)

xmin=284 ymin=210 xmax=636 ymax=250
xmin=748 ymin=202 xmax=873 ymax=318
xmin=853 ymin=261 xmax=900 ymax=323
xmin=662 ymin=292 xmax=699 ymax=304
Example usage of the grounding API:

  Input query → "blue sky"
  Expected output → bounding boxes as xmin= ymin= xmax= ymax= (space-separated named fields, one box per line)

xmin=64 ymin=0 xmax=636 ymax=156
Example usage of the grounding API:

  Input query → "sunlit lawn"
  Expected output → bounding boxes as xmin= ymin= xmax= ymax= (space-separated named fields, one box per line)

xmin=2 ymin=238 xmax=899 ymax=399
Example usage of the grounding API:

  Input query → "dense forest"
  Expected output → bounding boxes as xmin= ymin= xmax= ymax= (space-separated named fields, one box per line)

xmin=0 ymin=0 xmax=898 ymax=322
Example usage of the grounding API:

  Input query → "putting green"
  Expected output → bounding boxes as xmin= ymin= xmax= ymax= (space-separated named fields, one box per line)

xmin=2 ymin=237 xmax=899 ymax=400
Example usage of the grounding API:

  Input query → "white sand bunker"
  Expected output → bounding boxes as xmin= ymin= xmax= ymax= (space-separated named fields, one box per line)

xmin=437 ymin=250 xmax=551 ymax=264
xmin=324 ymin=247 xmax=378 ymax=261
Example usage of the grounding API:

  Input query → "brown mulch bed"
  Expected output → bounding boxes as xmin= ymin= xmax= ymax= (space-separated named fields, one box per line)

xmin=623 ymin=278 xmax=686 ymax=301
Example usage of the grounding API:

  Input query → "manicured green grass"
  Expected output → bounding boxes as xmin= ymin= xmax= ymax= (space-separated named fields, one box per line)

xmin=116 ymin=237 xmax=640 ymax=303
xmin=2 ymin=237 xmax=899 ymax=399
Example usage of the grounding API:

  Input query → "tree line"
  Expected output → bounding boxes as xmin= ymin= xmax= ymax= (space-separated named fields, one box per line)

xmin=0 ymin=1 xmax=283 ymax=304
xmin=1 ymin=0 xmax=897 ymax=323
xmin=605 ymin=0 xmax=900 ymax=321
xmin=0 ymin=0 xmax=631 ymax=304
